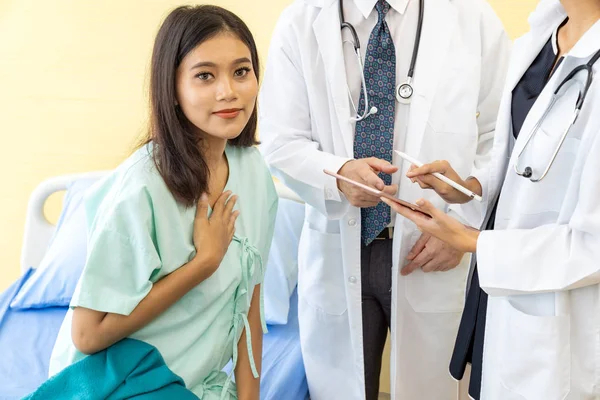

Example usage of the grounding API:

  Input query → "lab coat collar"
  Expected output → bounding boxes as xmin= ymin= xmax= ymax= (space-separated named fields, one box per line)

xmin=528 ymin=0 xmax=565 ymax=33
xmin=568 ymin=19 xmax=600 ymax=59
xmin=529 ymin=0 xmax=600 ymax=59
xmin=505 ymin=0 xmax=566 ymax=92
xmin=352 ymin=0 xmax=410 ymax=19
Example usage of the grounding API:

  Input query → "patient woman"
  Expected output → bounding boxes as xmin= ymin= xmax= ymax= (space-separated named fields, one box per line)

xmin=48 ymin=5 xmax=277 ymax=399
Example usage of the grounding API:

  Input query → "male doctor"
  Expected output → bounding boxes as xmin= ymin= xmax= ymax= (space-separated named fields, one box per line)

xmin=259 ymin=0 xmax=510 ymax=399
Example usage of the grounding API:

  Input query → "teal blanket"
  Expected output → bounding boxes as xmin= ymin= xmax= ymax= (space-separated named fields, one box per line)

xmin=23 ymin=339 xmax=199 ymax=399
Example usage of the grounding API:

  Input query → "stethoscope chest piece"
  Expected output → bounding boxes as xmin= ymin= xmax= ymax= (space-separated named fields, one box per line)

xmin=396 ymin=81 xmax=414 ymax=104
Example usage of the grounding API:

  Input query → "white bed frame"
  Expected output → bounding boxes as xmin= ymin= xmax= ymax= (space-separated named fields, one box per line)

xmin=20 ymin=172 xmax=303 ymax=273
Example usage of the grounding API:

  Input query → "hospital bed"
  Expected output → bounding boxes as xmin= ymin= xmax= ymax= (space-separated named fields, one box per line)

xmin=0 ymin=172 xmax=308 ymax=400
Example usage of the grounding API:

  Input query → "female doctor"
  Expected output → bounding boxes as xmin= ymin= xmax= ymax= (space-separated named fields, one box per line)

xmin=383 ymin=0 xmax=600 ymax=398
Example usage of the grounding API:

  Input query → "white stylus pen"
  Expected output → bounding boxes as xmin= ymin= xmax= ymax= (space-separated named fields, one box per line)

xmin=395 ymin=150 xmax=483 ymax=202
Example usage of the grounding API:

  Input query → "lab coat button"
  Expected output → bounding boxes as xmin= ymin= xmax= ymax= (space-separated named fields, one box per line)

xmin=348 ymin=276 xmax=357 ymax=284
xmin=325 ymin=189 xmax=333 ymax=199
xmin=348 ymin=218 xmax=357 ymax=227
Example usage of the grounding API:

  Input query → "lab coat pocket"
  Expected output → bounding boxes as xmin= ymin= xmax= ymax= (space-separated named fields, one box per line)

xmin=298 ymin=226 xmax=347 ymax=316
xmin=403 ymin=232 xmax=469 ymax=313
xmin=498 ymin=298 xmax=571 ymax=400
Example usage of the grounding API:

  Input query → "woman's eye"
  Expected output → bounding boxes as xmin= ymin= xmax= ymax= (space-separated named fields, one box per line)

xmin=234 ymin=67 xmax=251 ymax=78
xmin=196 ymin=72 xmax=212 ymax=81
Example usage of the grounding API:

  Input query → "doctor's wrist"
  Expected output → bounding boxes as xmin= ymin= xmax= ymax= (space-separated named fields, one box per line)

xmin=336 ymin=160 xmax=353 ymax=191
xmin=459 ymin=225 xmax=480 ymax=253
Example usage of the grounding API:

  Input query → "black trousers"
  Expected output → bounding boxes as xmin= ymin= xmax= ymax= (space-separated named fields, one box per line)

xmin=360 ymin=238 xmax=393 ymax=400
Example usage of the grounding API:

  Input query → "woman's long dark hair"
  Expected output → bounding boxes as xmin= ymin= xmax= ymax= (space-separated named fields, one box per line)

xmin=143 ymin=5 xmax=259 ymax=207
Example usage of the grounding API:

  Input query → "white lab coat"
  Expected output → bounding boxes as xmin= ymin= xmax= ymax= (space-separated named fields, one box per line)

xmin=464 ymin=2 xmax=600 ymax=399
xmin=259 ymin=0 xmax=510 ymax=398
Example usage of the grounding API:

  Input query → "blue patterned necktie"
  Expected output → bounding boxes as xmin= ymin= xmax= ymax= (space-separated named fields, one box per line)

xmin=354 ymin=0 xmax=396 ymax=246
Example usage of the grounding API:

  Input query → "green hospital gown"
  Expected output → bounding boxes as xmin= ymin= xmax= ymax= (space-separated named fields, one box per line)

xmin=48 ymin=143 xmax=278 ymax=399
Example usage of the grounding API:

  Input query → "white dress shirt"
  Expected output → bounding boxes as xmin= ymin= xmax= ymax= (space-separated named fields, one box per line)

xmin=342 ymin=0 xmax=418 ymax=227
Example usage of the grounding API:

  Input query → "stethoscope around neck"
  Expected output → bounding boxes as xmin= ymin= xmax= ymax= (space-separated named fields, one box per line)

xmin=514 ymin=47 xmax=600 ymax=182
xmin=339 ymin=0 xmax=424 ymax=121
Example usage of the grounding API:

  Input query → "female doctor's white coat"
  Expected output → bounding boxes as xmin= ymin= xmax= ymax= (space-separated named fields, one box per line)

xmin=468 ymin=2 xmax=600 ymax=399
xmin=259 ymin=0 xmax=509 ymax=399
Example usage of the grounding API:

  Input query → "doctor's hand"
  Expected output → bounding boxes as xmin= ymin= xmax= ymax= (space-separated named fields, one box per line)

xmin=381 ymin=197 xmax=479 ymax=254
xmin=406 ymin=161 xmax=481 ymax=204
xmin=402 ymin=233 xmax=464 ymax=276
xmin=337 ymin=158 xmax=398 ymax=208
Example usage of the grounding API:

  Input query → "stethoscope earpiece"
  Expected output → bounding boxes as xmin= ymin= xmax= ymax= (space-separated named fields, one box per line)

xmin=349 ymin=106 xmax=378 ymax=122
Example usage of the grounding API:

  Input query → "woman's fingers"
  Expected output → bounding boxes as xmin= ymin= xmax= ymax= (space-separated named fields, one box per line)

xmin=224 ymin=194 xmax=238 ymax=216
xmin=212 ymin=191 xmax=232 ymax=215
xmin=229 ymin=210 xmax=240 ymax=240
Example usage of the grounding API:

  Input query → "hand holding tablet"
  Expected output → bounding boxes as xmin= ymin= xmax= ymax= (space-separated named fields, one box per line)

xmin=323 ymin=169 xmax=432 ymax=218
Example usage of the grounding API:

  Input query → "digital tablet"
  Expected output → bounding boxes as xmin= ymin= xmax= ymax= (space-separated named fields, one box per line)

xmin=323 ymin=169 xmax=432 ymax=218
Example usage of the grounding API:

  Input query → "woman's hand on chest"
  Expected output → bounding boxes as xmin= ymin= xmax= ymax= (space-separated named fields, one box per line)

xmin=191 ymin=191 xmax=240 ymax=282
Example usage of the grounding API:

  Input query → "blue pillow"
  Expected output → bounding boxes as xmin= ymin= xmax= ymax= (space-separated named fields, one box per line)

xmin=263 ymin=198 xmax=305 ymax=325
xmin=10 ymin=178 xmax=99 ymax=309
